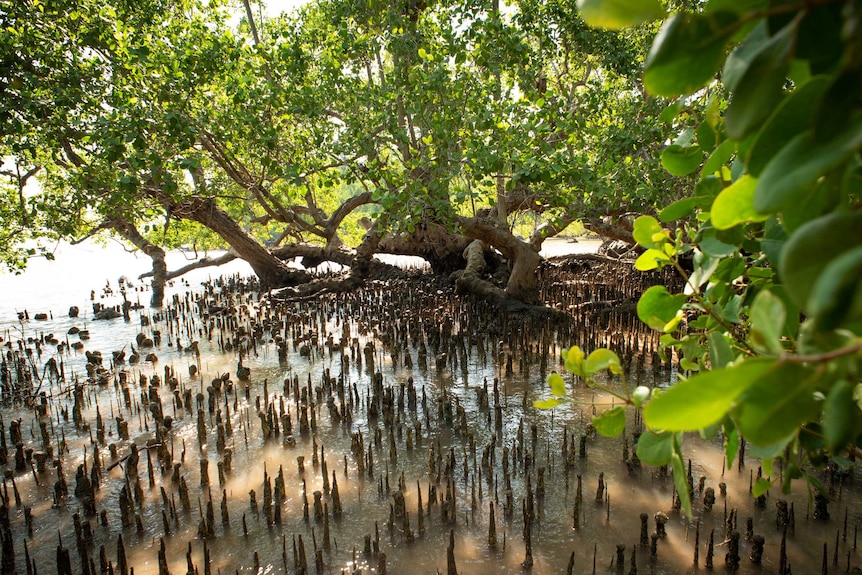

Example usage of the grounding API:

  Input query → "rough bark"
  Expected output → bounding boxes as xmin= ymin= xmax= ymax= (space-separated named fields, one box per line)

xmin=583 ymin=217 xmax=634 ymax=243
xmin=108 ymin=217 xmax=168 ymax=307
xmin=272 ymin=243 xmax=400 ymax=276
xmin=457 ymin=216 xmax=543 ymax=305
xmin=453 ymin=240 xmax=507 ymax=303
xmin=168 ymin=196 xmax=311 ymax=289
xmin=138 ymin=251 xmax=239 ymax=282
xmin=377 ymin=223 xmax=471 ymax=274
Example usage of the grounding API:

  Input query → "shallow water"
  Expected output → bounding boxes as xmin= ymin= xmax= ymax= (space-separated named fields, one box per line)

xmin=0 ymin=240 xmax=858 ymax=575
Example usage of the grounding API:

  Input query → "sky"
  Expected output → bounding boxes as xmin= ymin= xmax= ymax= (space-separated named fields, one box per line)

xmin=263 ymin=0 xmax=307 ymax=16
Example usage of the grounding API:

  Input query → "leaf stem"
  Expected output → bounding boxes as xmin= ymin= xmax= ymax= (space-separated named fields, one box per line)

xmin=778 ymin=340 xmax=862 ymax=364
xmin=672 ymin=260 xmax=754 ymax=354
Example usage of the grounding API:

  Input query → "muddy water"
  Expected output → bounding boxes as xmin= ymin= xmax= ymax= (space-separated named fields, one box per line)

xmin=0 ymin=241 xmax=858 ymax=575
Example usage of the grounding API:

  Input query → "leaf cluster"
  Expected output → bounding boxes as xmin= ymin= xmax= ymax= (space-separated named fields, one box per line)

xmin=536 ymin=0 xmax=862 ymax=517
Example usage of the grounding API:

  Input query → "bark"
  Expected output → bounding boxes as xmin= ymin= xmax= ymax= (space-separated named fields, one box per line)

xmin=108 ymin=217 xmax=168 ymax=307
xmin=377 ymin=223 xmax=472 ymax=274
xmin=453 ymin=240 xmax=507 ymax=304
xmin=271 ymin=243 xmax=402 ymax=277
xmin=583 ymin=218 xmax=634 ymax=244
xmin=457 ymin=215 xmax=544 ymax=305
xmin=322 ymin=191 xmax=373 ymax=242
xmin=267 ymin=231 xmax=406 ymax=301
xmin=138 ymin=252 xmax=239 ymax=282
xmin=271 ymin=244 xmax=356 ymax=268
xmin=168 ymin=196 xmax=311 ymax=289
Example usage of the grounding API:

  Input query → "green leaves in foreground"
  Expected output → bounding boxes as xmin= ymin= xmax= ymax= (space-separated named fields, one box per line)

xmin=562 ymin=345 xmax=623 ymax=378
xmin=644 ymin=358 xmax=852 ymax=451
xmin=577 ymin=0 xmax=665 ymax=30
xmin=636 ymin=430 xmax=673 ymax=465
xmin=593 ymin=406 xmax=626 ymax=437
xmin=644 ymin=359 xmax=773 ymax=431
xmin=637 ymin=285 xmax=686 ymax=332
xmin=579 ymin=0 xmax=862 ymax=505
xmin=644 ymin=11 xmax=741 ymax=96
xmin=780 ymin=211 xmax=862 ymax=330
xmin=732 ymin=363 xmax=820 ymax=446
xmin=534 ymin=372 xmax=567 ymax=409
xmin=636 ymin=430 xmax=692 ymax=516
xmin=710 ymin=175 xmax=770 ymax=230
xmin=671 ymin=433 xmax=692 ymax=516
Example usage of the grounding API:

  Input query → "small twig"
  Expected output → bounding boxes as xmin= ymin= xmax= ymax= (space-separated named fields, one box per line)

xmin=778 ymin=341 xmax=862 ymax=365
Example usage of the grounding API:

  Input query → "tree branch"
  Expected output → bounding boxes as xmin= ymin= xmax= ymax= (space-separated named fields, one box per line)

xmin=139 ymin=251 xmax=238 ymax=281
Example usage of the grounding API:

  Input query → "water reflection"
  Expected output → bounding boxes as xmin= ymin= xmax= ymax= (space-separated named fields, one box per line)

xmin=0 ymin=241 xmax=856 ymax=575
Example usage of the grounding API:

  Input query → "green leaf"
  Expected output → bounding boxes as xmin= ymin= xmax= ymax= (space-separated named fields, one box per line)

xmin=577 ymin=0 xmax=665 ymax=29
xmin=635 ymin=249 xmax=670 ymax=271
xmin=853 ymin=383 xmax=862 ymax=412
xmin=761 ymin=219 xmax=788 ymax=266
xmin=779 ymin=211 xmax=862 ymax=312
xmin=697 ymin=122 xmax=717 ymax=151
xmin=702 ymin=139 xmax=736 ymax=176
xmin=632 ymin=386 xmax=651 ymax=408
xmin=686 ymin=250 xmax=719 ymax=294
xmin=711 ymin=175 xmax=770 ymax=229
xmin=705 ymin=0 xmax=767 ymax=14
xmin=708 ymin=331 xmax=734 ymax=368
xmin=534 ymin=398 xmax=564 ymax=410
xmin=719 ymin=295 xmax=743 ymax=324
xmin=660 ymin=101 xmax=683 ymax=123
xmin=636 ymin=430 xmax=673 ymax=465
xmin=548 ymin=372 xmax=566 ymax=397
xmin=749 ymin=435 xmax=793 ymax=461
xmin=733 ymin=363 xmax=820 ymax=446
xmin=815 ymin=69 xmax=862 ymax=142
xmin=632 ymin=215 xmax=665 ymax=249
xmin=585 ymin=349 xmax=622 ymax=375
xmin=808 ymin=246 xmax=862 ymax=331
xmin=592 ymin=406 xmax=626 ymax=437
xmin=823 ymin=380 xmax=855 ymax=452
xmin=661 ymin=144 xmax=703 ymax=176
xmin=769 ymin=285 xmax=801 ymax=340
xmin=644 ymin=11 xmax=742 ymax=97
xmin=637 ymin=286 xmax=687 ymax=332
xmin=695 ymin=174 xmax=724 ymax=201
xmin=749 ymin=290 xmax=786 ymax=355
xmin=713 ymin=256 xmax=746 ymax=282
xmin=722 ymin=22 xmax=769 ymax=90
xmin=644 ymin=359 xmax=774 ymax=431
xmin=786 ymin=3 xmax=839 ymax=69
xmin=746 ymin=76 xmax=830 ymax=176
xmin=724 ymin=424 xmax=739 ymax=470
xmin=659 ymin=197 xmax=700 ymax=222
xmin=724 ymin=22 xmax=794 ymax=140
xmin=699 ymin=232 xmax=738 ymax=257
xmin=752 ymin=477 xmax=772 ymax=497
xmin=563 ymin=345 xmax=586 ymax=377
xmin=671 ymin=434 xmax=692 ymax=517
xmin=754 ymin=115 xmax=862 ymax=213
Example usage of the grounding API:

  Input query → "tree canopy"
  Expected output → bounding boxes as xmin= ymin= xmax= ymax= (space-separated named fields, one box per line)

xmin=1 ymin=0 xmax=670 ymax=306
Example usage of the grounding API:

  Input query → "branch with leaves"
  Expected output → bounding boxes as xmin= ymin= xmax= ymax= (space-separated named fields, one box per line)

xmin=535 ymin=0 xmax=862 ymax=518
